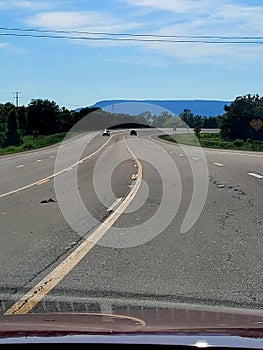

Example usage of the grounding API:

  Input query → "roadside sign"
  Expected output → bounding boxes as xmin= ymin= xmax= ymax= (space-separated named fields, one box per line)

xmin=32 ymin=128 xmax=39 ymax=140
xmin=32 ymin=128 xmax=39 ymax=136
xmin=250 ymin=118 xmax=263 ymax=131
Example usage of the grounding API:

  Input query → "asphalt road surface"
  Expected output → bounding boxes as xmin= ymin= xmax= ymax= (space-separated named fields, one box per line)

xmin=0 ymin=128 xmax=262 ymax=316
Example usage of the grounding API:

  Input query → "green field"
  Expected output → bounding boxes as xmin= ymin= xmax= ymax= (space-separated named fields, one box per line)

xmin=159 ymin=132 xmax=263 ymax=151
xmin=0 ymin=132 xmax=72 ymax=156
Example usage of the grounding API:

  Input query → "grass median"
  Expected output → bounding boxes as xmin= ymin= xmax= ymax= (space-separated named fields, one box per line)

xmin=159 ymin=132 xmax=263 ymax=152
xmin=0 ymin=132 xmax=72 ymax=156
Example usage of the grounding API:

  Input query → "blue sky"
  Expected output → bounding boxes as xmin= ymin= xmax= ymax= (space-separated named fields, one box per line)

xmin=1 ymin=0 xmax=263 ymax=110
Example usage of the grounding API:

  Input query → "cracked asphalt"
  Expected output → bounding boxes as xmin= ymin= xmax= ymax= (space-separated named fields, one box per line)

xmin=0 ymin=129 xmax=262 ymax=314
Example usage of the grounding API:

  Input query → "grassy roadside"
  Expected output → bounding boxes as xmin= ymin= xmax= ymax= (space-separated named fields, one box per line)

xmin=159 ymin=132 xmax=263 ymax=152
xmin=0 ymin=132 xmax=73 ymax=156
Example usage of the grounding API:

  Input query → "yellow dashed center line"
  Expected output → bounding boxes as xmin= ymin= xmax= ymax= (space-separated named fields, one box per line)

xmin=4 ymin=137 xmax=142 ymax=315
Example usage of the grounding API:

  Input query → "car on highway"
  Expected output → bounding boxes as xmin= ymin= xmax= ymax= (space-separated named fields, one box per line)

xmin=102 ymin=128 xmax=110 ymax=136
xmin=130 ymin=129 xmax=137 ymax=136
xmin=0 ymin=0 xmax=262 ymax=348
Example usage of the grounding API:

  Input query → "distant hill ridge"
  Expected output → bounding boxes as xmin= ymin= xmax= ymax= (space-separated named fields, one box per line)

xmin=88 ymin=99 xmax=231 ymax=117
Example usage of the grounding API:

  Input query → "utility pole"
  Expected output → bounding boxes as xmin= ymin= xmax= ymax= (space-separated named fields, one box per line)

xmin=13 ymin=91 xmax=21 ymax=107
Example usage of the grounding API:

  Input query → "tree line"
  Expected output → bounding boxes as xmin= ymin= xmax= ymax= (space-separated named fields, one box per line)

xmin=0 ymin=98 xmax=219 ymax=148
xmin=1 ymin=94 xmax=262 ymax=148
xmin=0 ymin=99 xmax=100 ymax=147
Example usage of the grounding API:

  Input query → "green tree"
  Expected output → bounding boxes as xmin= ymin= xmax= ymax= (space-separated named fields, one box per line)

xmin=193 ymin=115 xmax=204 ymax=128
xmin=17 ymin=105 xmax=27 ymax=131
xmin=152 ymin=111 xmax=174 ymax=128
xmin=27 ymin=99 xmax=60 ymax=135
xmin=71 ymin=107 xmax=104 ymax=131
xmin=163 ymin=116 xmax=177 ymax=128
xmin=57 ymin=107 xmax=74 ymax=132
xmin=218 ymin=94 xmax=262 ymax=140
xmin=0 ymin=103 xmax=17 ymax=147
xmin=0 ymin=104 xmax=8 ymax=147
xmin=136 ymin=111 xmax=153 ymax=126
xmin=202 ymin=116 xmax=219 ymax=128
xmin=3 ymin=108 xmax=22 ymax=147
xmin=179 ymin=109 xmax=195 ymax=128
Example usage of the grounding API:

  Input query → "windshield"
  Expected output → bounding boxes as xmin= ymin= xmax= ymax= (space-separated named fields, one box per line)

xmin=0 ymin=0 xmax=263 ymax=347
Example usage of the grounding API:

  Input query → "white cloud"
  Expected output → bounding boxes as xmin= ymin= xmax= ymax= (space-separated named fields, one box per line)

xmin=118 ymin=0 xmax=263 ymax=64
xmin=21 ymin=1 xmax=263 ymax=65
xmin=145 ymin=40 xmax=263 ymax=66
xmin=0 ymin=42 xmax=26 ymax=54
xmin=122 ymin=0 xmax=211 ymax=13
xmin=211 ymin=4 xmax=263 ymax=35
xmin=0 ymin=0 xmax=59 ymax=11
xmin=0 ymin=42 xmax=10 ymax=48
xmin=25 ymin=10 xmax=141 ymax=32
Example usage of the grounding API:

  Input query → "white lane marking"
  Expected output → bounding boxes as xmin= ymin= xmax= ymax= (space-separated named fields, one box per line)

xmin=0 ymin=131 xmax=128 ymax=199
xmin=213 ymin=162 xmax=224 ymax=167
xmin=107 ymin=197 xmax=123 ymax=212
xmin=248 ymin=172 xmax=263 ymax=179
xmin=0 ymin=132 xmax=99 ymax=162
xmin=36 ymin=179 xmax=50 ymax=185
xmin=215 ymin=151 xmax=263 ymax=158
xmin=136 ymin=138 xmax=162 ymax=152
xmin=0 ymin=135 xmax=113 ymax=199
xmin=16 ymin=165 xmax=24 ymax=168
xmin=4 ymin=137 xmax=142 ymax=315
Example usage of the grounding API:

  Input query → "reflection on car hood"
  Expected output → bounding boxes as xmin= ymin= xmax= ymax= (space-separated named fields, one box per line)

xmin=0 ymin=304 xmax=262 ymax=345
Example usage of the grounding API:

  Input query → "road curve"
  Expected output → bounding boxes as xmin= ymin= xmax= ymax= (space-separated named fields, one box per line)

xmin=0 ymin=128 xmax=262 ymax=315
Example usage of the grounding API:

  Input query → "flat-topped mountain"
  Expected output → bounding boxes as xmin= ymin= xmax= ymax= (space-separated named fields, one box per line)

xmin=87 ymin=99 xmax=230 ymax=117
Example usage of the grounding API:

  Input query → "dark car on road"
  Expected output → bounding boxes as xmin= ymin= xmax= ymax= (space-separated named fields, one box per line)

xmin=130 ymin=129 xmax=137 ymax=136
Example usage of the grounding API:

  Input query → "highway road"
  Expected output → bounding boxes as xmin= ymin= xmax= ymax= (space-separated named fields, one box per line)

xmin=0 ymin=128 xmax=262 ymax=316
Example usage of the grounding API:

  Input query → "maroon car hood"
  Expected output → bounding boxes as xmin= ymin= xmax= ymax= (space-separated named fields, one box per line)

xmin=0 ymin=305 xmax=262 ymax=337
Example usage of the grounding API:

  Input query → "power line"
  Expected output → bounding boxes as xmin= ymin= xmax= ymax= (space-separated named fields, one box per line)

xmin=0 ymin=26 xmax=263 ymax=44
xmin=1 ymin=26 xmax=263 ymax=40
xmin=1 ymin=32 xmax=263 ymax=44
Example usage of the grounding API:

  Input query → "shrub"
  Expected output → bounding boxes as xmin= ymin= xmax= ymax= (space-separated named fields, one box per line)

xmin=233 ymin=139 xmax=244 ymax=147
